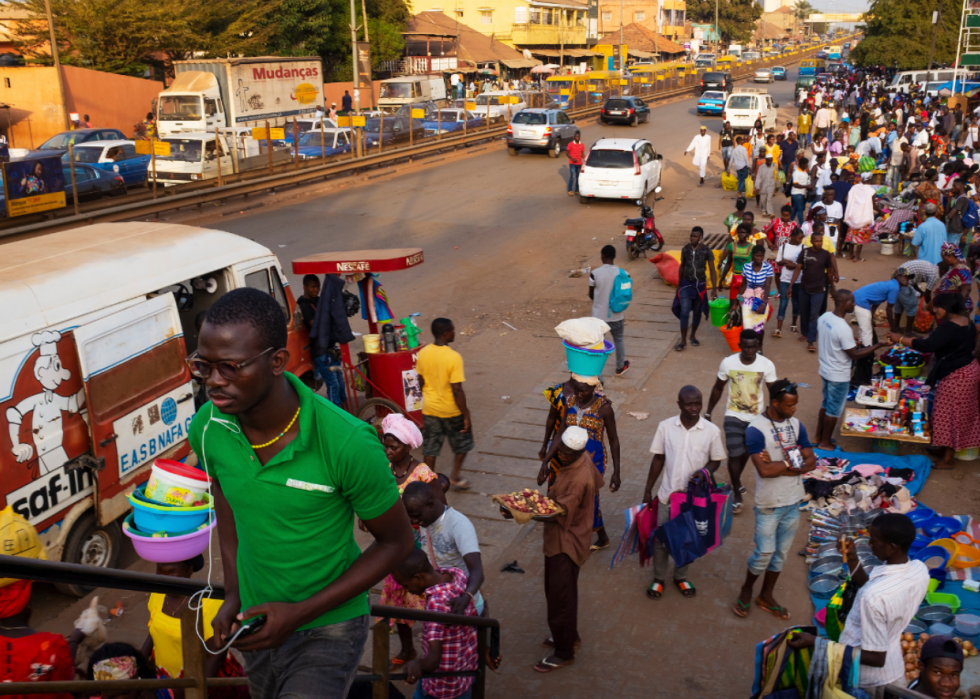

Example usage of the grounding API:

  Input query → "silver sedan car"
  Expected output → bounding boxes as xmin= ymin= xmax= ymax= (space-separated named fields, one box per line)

xmin=754 ymin=68 xmax=774 ymax=83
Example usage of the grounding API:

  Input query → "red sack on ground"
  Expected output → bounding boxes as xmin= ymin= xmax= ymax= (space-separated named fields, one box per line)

xmin=651 ymin=252 xmax=680 ymax=286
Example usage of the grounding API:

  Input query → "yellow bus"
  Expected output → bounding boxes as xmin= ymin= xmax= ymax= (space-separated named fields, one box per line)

xmin=799 ymin=58 xmax=826 ymax=76
xmin=716 ymin=55 xmax=737 ymax=71
xmin=583 ymin=70 xmax=622 ymax=94
xmin=544 ymin=74 xmax=586 ymax=108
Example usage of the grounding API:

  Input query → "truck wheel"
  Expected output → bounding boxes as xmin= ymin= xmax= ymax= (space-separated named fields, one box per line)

xmin=357 ymin=398 xmax=404 ymax=430
xmin=55 ymin=512 xmax=122 ymax=597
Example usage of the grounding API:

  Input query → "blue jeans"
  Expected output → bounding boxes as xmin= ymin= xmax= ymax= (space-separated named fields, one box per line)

xmin=886 ymin=165 xmax=901 ymax=193
xmin=243 ymin=616 xmax=369 ymax=699
xmin=821 ymin=377 xmax=850 ymax=418
xmin=948 ymin=232 xmax=964 ymax=248
xmin=747 ymin=504 xmax=800 ymax=575
xmin=567 ymin=164 xmax=581 ymax=193
xmin=722 ymin=146 xmax=732 ymax=162
xmin=790 ymin=193 xmax=806 ymax=225
xmin=415 ymin=686 xmax=473 ymax=699
xmin=799 ymin=286 xmax=825 ymax=343
xmin=777 ymin=281 xmax=800 ymax=321
xmin=678 ymin=285 xmax=703 ymax=330
xmin=314 ymin=352 xmax=347 ymax=406
xmin=736 ymin=166 xmax=749 ymax=193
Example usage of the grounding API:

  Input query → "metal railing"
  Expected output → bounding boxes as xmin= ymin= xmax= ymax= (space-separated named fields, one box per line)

xmin=0 ymin=555 xmax=499 ymax=699
xmin=0 ymin=37 xmax=857 ymax=240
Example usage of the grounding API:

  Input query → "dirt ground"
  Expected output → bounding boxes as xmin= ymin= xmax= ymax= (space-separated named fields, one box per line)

xmin=27 ymin=68 xmax=980 ymax=698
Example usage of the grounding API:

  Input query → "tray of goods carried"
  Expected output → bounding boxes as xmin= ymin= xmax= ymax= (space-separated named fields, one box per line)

xmin=492 ymin=488 xmax=565 ymax=523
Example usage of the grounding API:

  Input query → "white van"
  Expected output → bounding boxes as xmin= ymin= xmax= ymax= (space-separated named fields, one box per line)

xmin=150 ymin=131 xmax=292 ymax=186
xmin=723 ymin=87 xmax=778 ymax=132
xmin=888 ymin=70 xmax=957 ymax=94
xmin=473 ymin=91 xmax=528 ymax=122
xmin=378 ymin=76 xmax=448 ymax=112
xmin=0 ymin=222 xmax=313 ymax=590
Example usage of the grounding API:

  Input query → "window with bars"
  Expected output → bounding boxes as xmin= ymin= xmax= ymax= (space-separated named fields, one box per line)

xmin=514 ymin=6 xmax=526 ymax=23
xmin=530 ymin=7 xmax=541 ymax=23
xmin=634 ymin=10 xmax=644 ymax=20
xmin=601 ymin=10 xmax=612 ymax=20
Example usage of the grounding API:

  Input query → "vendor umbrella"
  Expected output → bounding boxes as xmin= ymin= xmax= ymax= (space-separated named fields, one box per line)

xmin=532 ymin=64 xmax=559 ymax=74
xmin=939 ymin=88 xmax=952 ymax=97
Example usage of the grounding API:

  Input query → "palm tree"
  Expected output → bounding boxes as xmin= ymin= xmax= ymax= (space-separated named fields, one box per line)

xmin=792 ymin=0 xmax=816 ymax=39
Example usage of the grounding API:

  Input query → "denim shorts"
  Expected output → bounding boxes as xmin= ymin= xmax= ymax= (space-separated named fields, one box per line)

xmin=422 ymin=413 xmax=474 ymax=456
xmin=821 ymin=377 xmax=850 ymax=419
xmin=747 ymin=504 xmax=800 ymax=575
xmin=243 ymin=615 xmax=369 ymax=699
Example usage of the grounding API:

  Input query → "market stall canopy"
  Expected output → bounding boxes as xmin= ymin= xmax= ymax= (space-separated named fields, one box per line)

xmin=500 ymin=58 xmax=542 ymax=69
xmin=629 ymin=49 xmax=658 ymax=59
xmin=404 ymin=12 xmax=528 ymax=65
xmin=597 ymin=23 xmax=687 ymax=56
xmin=292 ymin=249 xmax=424 ymax=275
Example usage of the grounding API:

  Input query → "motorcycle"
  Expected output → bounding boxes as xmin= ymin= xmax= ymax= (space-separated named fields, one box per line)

xmin=623 ymin=186 xmax=664 ymax=260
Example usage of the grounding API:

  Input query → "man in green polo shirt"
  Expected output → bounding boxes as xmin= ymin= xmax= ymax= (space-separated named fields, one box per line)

xmin=187 ymin=288 xmax=413 ymax=699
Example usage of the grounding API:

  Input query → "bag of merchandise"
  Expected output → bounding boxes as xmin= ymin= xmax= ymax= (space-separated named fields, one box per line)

xmin=555 ymin=317 xmax=610 ymax=348
xmin=722 ymin=172 xmax=739 ymax=191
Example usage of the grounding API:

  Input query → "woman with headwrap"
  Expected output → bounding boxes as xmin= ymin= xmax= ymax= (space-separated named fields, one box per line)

xmin=915 ymin=168 xmax=945 ymax=220
xmin=738 ymin=244 xmax=775 ymax=354
xmin=889 ymin=293 xmax=980 ymax=469
xmin=933 ymin=242 xmax=974 ymax=313
xmin=0 ymin=579 xmax=76 ymax=699
xmin=141 ymin=556 xmax=248 ymax=699
xmin=87 ymin=643 xmax=156 ymax=699
xmin=376 ymin=412 xmax=439 ymax=668
xmin=540 ymin=373 xmax=620 ymax=552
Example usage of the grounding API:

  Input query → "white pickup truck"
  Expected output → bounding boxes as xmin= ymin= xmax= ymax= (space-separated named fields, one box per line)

xmin=473 ymin=91 xmax=527 ymax=123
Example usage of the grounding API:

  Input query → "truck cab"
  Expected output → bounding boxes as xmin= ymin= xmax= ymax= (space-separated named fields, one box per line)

xmin=378 ymin=76 xmax=448 ymax=112
xmin=150 ymin=133 xmax=233 ymax=186
xmin=157 ymin=72 xmax=226 ymax=138
xmin=0 ymin=222 xmax=313 ymax=595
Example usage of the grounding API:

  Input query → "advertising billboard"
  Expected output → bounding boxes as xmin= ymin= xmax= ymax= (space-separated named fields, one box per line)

xmin=3 ymin=156 xmax=66 ymax=217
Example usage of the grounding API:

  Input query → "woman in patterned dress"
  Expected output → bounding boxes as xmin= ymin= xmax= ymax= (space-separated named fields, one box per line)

xmin=739 ymin=243 xmax=775 ymax=354
xmin=540 ymin=375 xmax=621 ymax=550
xmin=889 ymin=293 xmax=980 ymax=469
xmin=933 ymin=242 xmax=974 ymax=314
xmin=376 ymin=413 xmax=439 ymax=667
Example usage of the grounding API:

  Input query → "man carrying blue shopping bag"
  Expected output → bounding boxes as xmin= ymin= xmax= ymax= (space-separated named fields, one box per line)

xmin=642 ymin=386 xmax=725 ymax=601
xmin=733 ymin=379 xmax=817 ymax=621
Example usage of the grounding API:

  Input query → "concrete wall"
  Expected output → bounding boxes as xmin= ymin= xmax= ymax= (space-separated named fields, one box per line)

xmin=0 ymin=65 xmax=163 ymax=149
xmin=323 ymin=80 xmax=382 ymax=110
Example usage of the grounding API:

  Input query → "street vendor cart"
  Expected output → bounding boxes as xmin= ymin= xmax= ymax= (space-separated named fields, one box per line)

xmin=292 ymin=248 xmax=426 ymax=426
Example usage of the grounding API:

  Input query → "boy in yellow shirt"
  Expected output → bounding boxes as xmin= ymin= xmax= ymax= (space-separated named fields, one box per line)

xmin=416 ymin=317 xmax=473 ymax=488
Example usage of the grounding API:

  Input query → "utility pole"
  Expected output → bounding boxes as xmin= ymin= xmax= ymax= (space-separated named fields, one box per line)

xmin=349 ymin=0 xmax=361 ymax=156
xmin=715 ymin=0 xmax=719 ymax=49
xmin=43 ymin=0 xmax=69 ymax=129
xmin=927 ymin=0 xmax=941 ymax=71
xmin=360 ymin=0 xmax=371 ymax=107
xmin=619 ymin=0 xmax=624 ymax=64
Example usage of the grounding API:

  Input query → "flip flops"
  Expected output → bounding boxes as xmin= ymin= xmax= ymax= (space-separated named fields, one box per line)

xmin=690 ymin=338 xmax=700 ymax=346
xmin=733 ymin=599 xmax=751 ymax=618
xmin=590 ymin=541 xmax=610 ymax=553
xmin=533 ymin=656 xmax=575 ymax=673
xmin=756 ymin=598 xmax=791 ymax=620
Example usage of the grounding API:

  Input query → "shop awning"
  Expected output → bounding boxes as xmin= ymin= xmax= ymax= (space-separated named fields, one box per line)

xmin=629 ymin=49 xmax=658 ymax=58
xmin=500 ymin=58 xmax=542 ymax=69
xmin=563 ymin=48 xmax=603 ymax=57
xmin=530 ymin=49 xmax=561 ymax=57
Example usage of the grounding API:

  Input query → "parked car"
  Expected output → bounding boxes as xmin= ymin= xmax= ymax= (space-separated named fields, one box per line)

xmin=578 ymin=137 xmax=662 ymax=204
xmin=753 ymin=68 xmax=773 ymax=83
xmin=363 ymin=115 xmax=425 ymax=147
xmin=271 ymin=116 xmax=340 ymax=147
xmin=422 ymin=109 xmax=485 ymax=136
xmin=599 ymin=96 xmax=651 ymax=126
xmin=771 ymin=66 xmax=787 ymax=81
xmin=506 ymin=108 xmax=578 ymax=157
xmin=473 ymin=91 xmax=527 ymax=122
xmin=37 ymin=128 xmax=129 ymax=151
xmin=60 ymin=140 xmax=151 ymax=186
xmin=816 ymin=72 xmax=833 ymax=84
xmin=296 ymin=128 xmax=353 ymax=159
xmin=696 ymin=91 xmax=726 ymax=116
xmin=700 ymin=71 xmax=733 ymax=95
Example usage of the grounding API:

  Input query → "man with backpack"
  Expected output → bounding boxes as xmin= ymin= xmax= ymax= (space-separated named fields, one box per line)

xmin=946 ymin=179 xmax=977 ymax=249
xmin=589 ymin=245 xmax=631 ymax=376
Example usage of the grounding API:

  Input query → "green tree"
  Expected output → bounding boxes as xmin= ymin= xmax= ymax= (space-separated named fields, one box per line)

xmin=850 ymin=0 xmax=958 ymax=69
xmin=687 ymin=0 xmax=763 ymax=45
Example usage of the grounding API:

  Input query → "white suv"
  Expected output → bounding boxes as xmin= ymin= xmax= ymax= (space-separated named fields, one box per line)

xmin=578 ymin=138 xmax=663 ymax=204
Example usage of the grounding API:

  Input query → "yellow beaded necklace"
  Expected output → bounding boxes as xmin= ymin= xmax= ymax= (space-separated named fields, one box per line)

xmin=249 ymin=406 xmax=301 ymax=450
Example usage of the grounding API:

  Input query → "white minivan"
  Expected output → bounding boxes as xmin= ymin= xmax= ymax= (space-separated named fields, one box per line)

xmin=578 ymin=137 xmax=662 ymax=204
xmin=723 ymin=88 xmax=778 ymax=133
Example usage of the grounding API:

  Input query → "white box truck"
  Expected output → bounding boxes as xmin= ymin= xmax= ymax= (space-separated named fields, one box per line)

xmin=378 ymin=76 xmax=447 ymax=112
xmin=157 ymin=57 xmax=324 ymax=138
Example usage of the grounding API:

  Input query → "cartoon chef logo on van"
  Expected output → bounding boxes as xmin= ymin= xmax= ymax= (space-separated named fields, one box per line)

xmin=6 ymin=331 xmax=86 ymax=477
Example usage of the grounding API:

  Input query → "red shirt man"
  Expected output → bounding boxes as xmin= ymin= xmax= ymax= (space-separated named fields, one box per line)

xmin=567 ymin=134 xmax=585 ymax=166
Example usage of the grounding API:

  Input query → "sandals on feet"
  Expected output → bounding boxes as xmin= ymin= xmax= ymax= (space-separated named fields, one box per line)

xmin=674 ymin=580 xmax=696 ymax=597
xmin=772 ymin=329 xmax=782 ymax=338
xmin=790 ymin=325 xmax=798 ymax=334
xmin=732 ymin=502 xmax=743 ymax=514
xmin=675 ymin=343 xmax=686 ymax=352
xmin=590 ymin=541 xmax=610 ymax=553
xmin=647 ymin=581 xmax=665 ymax=599
xmin=534 ymin=656 xmax=575 ymax=673
xmin=733 ymin=599 xmax=751 ymax=618
xmin=756 ymin=598 xmax=792 ymax=620
xmin=690 ymin=338 xmax=700 ymax=346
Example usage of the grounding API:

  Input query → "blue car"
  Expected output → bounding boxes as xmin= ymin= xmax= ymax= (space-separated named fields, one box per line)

xmin=296 ymin=128 xmax=353 ymax=160
xmin=772 ymin=66 xmax=787 ymax=81
xmin=696 ymin=91 xmax=726 ymax=116
xmin=422 ymin=109 xmax=485 ymax=136
xmin=61 ymin=140 xmax=150 ymax=186
xmin=37 ymin=127 xmax=129 ymax=151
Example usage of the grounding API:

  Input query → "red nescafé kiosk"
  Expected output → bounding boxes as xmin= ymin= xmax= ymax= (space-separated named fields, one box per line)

xmin=292 ymin=248 xmax=425 ymax=426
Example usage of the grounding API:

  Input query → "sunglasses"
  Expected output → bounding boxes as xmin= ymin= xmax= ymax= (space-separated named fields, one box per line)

xmin=773 ymin=381 xmax=798 ymax=397
xmin=185 ymin=347 xmax=275 ymax=381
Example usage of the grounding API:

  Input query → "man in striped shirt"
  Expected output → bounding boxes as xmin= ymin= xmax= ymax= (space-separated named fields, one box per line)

xmin=789 ymin=513 xmax=929 ymax=697
xmin=893 ymin=260 xmax=940 ymax=334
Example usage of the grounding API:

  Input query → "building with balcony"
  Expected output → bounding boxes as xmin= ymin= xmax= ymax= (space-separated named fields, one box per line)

xmin=408 ymin=0 xmax=597 ymax=50
xmin=596 ymin=0 xmax=659 ymax=38
xmin=658 ymin=0 xmax=688 ymax=40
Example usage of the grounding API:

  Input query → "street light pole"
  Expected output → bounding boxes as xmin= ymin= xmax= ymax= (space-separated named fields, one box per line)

xmin=43 ymin=0 xmax=69 ymax=130
xmin=927 ymin=0 xmax=941 ymax=71
xmin=715 ymin=0 xmax=719 ymax=49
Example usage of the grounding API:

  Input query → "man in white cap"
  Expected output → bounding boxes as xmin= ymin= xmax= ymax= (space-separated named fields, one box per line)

xmin=684 ymin=125 xmax=713 ymax=187
xmin=531 ymin=425 xmax=603 ymax=673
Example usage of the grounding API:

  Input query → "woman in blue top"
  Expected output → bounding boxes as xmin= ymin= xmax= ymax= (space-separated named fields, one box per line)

xmin=739 ymin=243 xmax=776 ymax=353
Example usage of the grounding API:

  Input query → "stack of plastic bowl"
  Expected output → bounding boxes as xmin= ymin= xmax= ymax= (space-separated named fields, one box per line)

xmin=123 ymin=459 xmax=214 ymax=563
